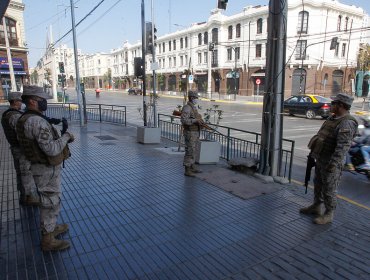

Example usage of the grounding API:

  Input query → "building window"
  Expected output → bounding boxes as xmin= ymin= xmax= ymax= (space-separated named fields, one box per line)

xmin=198 ymin=33 xmax=202 ymax=45
xmin=158 ymin=44 xmax=161 ymax=53
xmin=236 ymin=24 xmax=241 ymax=38
xmin=235 ymin=47 xmax=240 ymax=60
xmin=162 ymin=42 xmax=165 ymax=52
xmin=198 ymin=53 xmax=202 ymax=64
xmin=180 ymin=56 xmax=183 ymax=66
xmin=257 ymin=18 xmax=263 ymax=34
xmin=180 ymin=38 xmax=183 ymax=49
xmin=211 ymin=50 xmax=218 ymax=67
xmin=256 ymin=44 xmax=262 ymax=58
xmin=337 ymin=15 xmax=342 ymax=31
xmin=173 ymin=40 xmax=176 ymax=50
xmin=204 ymin=52 xmax=208 ymax=64
xmin=185 ymin=55 xmax=188 ymax=65
xmin=173 ymin=57 xmax=176 ymax=67
xmin=185 ymin=37 xmax=188 ymax=48
xmin=169 ymin=57 xmax=172 ymax=68
xmin=169 ymin=41 xmax=172 ymax=51
xmin=0 ymin=17 xmax=18 ymax=46
xmin=227 ymin=48 xmax=232 ymax=60
xmin=334 ymin=42 xmax=339 ymax=57
xmin=204 ymin=32 xmax=208 ymax=44
xmin=212 ymin=28 xmax=218 ymax=44
xmin=345 ymin=17 xmax=349 ymax=31
xmin=295 ymin=40 xmax=307 ymax=60
xmin=297 ymin=11 xmax=309 ymax=34
xmin=228 ymin=25 xmax=233 ymax=40
xmin=341 ymin=43 xmax=346 ymax=57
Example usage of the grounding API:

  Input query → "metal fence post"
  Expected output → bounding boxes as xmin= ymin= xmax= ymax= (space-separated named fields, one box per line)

xmin=99 ymin=105 xmax=102 ymax=122
xmin=226 ymin=128 xmax=231 ymax=161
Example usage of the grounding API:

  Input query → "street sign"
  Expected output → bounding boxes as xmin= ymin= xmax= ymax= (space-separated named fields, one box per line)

xmin=255 ymin=78 xmax=261 ymax=85
xmin=189 ymin=75 xmax=194 ymax=84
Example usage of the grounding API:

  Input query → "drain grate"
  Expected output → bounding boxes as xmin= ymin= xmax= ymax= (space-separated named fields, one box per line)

xmin=94 ymin=135 xmax=117 ymax=141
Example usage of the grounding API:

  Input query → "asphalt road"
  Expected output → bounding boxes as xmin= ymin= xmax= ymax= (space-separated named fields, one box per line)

xmin=62 ymin=88 xmax=370 ymax=208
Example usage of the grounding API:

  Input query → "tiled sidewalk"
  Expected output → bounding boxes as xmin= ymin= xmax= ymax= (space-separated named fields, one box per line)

xmin=1 ymin=121 xmax=370 ymax=280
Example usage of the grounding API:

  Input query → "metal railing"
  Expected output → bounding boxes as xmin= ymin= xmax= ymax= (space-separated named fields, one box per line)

xmin=46 ymin=103 xmax=127 ymax=126
xmin=158 ymin=113 xmax=295 ymax=181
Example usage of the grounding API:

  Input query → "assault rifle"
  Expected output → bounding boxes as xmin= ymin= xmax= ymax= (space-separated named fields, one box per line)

xmin=304 ymin=154 xmax=316 ymax=194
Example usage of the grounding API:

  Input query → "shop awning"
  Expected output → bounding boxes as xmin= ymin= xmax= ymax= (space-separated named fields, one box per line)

xmin=0 ymin=57 xmax=26 ymax=75
xmin=0 ymin=70 xmax=27 ymax=75
xmin=0 ymin=0 xmax=10 ymax=20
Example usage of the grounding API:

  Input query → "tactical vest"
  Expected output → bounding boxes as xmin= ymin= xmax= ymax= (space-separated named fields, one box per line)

xmin=309 ymin=114 xmax=358 ymax=158
xmin=16 ymin=111 xmax=70 ymax=166
xmin=182 ymin=103 xmax=201 ymax=131
xmin=1 ymin=109 xmax=21 ymax=147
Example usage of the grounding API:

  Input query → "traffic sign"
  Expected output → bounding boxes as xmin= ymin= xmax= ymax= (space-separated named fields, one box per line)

xmin=255 ymin=78 xmax=261 ymax=85
xmin=189 ymin=75 xmax=194 ymax=84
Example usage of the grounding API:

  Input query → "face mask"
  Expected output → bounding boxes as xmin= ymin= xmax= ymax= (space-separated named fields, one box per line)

xmin=21 ymin=103 xmax=26 ymax=111
xmin=192 ymin=99 xmax=198 ymax=105
xmin=37 ymin=99 xmax=48 ymax=111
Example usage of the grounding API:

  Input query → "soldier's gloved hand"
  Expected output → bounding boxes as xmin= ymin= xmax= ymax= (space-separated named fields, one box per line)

xmin=61 ymin=118 xmax=68 ymax=135
xmin=65 ymin=132 xmax=75 ymax=143
xmin=49 ymin=118 xmax=62 ymax=125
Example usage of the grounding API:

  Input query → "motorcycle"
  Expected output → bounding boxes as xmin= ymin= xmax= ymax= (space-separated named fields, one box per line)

xmin=345 ymin=116 xmax=370 ymax=180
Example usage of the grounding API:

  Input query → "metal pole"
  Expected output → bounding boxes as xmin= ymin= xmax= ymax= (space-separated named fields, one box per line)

xmin=234 ymin=47 xmax=237 ymax=100
xmin=141 ymin=0 xmax=147 ymax=126
xmin=259 ymin=0 xmax=287 ymax=177
xmin=151 ymin=0 xmax=157 ymax=127
xmin=2 ymin=17 xmax=17 ymax=92
xmin=70 ymin=0 xmax=85 ymax=125
xmin=49 ymin=26 xmax=58 ymax=101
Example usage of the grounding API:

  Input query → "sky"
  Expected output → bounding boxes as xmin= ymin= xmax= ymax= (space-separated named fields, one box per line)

xmin=23 ymin=0 xmax=370 ymax=68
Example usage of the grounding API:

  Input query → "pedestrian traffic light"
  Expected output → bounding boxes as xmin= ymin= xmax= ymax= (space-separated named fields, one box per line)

xmin=58 ymin=62 xmax=65 ymax=73
xmin=218 ymin=0 xmax=228 ymax=10
xmin=134 ymin=57 xmax=144 ymax=77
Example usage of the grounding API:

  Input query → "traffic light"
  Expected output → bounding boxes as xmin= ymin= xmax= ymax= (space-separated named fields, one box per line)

xmin=145 ymin=22 xmax=157 ymax=54
xmin=218 ymin=0 xmax=228 ymax=10
xmin=58 ymin=62 xmax=65 ymax=73
xmin=134 ymin=57 xmax=144 ymax=77
xmin=209 ymin=42 xmax=215 ymax=51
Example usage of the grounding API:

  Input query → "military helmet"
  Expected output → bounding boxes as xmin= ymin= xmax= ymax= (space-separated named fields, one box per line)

xmin=22 ymin=85 xmax=51 ymax=100
xmin=7 ymin=91 xmax=22 ymax=102
xmin=332 ymin=92 xmax=354 ymax=107
xmin=188 ymin=91 xmax=199 ymax=98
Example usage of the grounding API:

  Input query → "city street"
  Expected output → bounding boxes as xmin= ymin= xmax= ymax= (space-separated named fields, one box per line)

xmin=62 ymin=88 xmax=370 ymax=208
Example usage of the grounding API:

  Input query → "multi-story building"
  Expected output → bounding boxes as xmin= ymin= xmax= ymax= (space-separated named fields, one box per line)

xmin=79 ymin=52 xmax=111 ymax=89
xmin=110 ymin=0 xmax=368 ymax=97
xmin=0 ymin=0 xmax=28 ymax=98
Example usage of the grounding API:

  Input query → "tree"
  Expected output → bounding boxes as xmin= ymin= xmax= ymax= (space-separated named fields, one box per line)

xmin=103 ymin=68 xmax=112 ymax=88
xmin=357 ymin=44 xmax=370 ymax=71
xmin=30 ymin=69 xmax=38 ymax=85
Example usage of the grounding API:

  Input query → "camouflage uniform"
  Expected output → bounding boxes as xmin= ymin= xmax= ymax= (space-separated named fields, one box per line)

xmin=17 ymin=112 xmax=71 ymax=233
xmin=181 ymin=101 xmax=201 ymax=168
xmin=1 ymin=94 xmax=37 ymax=202
xmin=310 ymin=114 xmax=358 ymax=211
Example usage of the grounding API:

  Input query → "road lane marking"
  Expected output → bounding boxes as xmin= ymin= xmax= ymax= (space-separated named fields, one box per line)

xmin=291 ymin=179 xmax=370 ymax=211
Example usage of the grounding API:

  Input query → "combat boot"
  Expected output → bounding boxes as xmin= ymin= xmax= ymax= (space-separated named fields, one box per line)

xmin=299 ymin=203 xmax=321 ymax=216
xmin=41 ymin=233 xmax=70 ymax=251
xmin=52 ymin=224 xmax=69 ymax=237
xmin=313 ymin=210 xmax=334 ymax=225
xmin=191 ymin=165 xmax=202 ymax=173
xmin=24 ymin=195 xmax=41 ymax=207
xmin=184 ymin=167 xmax=195 ymax=177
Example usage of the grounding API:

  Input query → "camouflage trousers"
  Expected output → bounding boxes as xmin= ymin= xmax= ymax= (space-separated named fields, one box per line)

xmin=31 ymin=163 xmax=62 ymax=233
xmin=313 ymin=160 xmax=342 ymax=211
xmin=10 ymin=147 xmax=36 ymax=197
xmin=183 ymin=130 xmax=200 ymax=167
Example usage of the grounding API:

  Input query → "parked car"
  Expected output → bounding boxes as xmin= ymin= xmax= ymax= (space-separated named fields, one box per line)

xmin=128 ymin=87 xmax=142 ymax=95
xmin=283 ymin=95 xmax=332 ymax=119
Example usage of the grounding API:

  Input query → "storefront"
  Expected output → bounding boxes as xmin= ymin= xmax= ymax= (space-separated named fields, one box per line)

xmin=0 ymin=57 xmax=27 ymax=98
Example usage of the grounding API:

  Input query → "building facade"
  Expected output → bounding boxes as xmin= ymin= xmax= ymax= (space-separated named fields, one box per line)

xmin=0 ymin=0 xmax=28 ymax=99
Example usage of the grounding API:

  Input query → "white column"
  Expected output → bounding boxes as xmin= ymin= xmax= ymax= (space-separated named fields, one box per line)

xmin=2 ymin=17 xmax=17 ymax=92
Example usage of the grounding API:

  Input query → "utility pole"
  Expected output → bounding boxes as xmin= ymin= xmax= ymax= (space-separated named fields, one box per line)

xmin=141 ymin=0 xmax=147 ymax=126
xmin=151 ymin=0 xmax=158 ymax=127
xmin=259 ymin=0 xmax=287 ymax=177
xmin=2 ymin=17 xmax=16 ymax=93
xmin=70 ymin=0 xmax=86 ymax=125
xmin=49 ymin=26 xmax=58 ymax=100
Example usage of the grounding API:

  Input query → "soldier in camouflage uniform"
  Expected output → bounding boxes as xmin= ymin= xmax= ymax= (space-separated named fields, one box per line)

xmin=16 ymin=86 xmax=74 ymax=251
xmin=181 ymin=91 xmax=204 ymax=177
xmin=301 ymin=93 xmax=358 ymax=224
xmin=1 ymin=92 xmax=39 ymax=206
